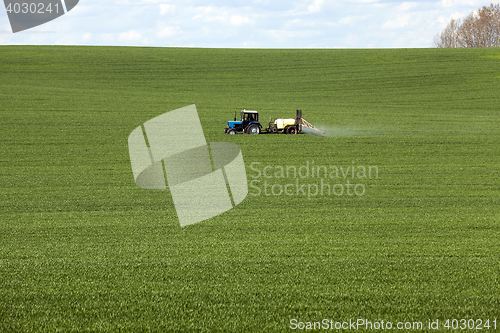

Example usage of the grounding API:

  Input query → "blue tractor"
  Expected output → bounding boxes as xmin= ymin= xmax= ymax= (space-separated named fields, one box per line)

xmin=224 ymin=110 xmax=262 ymax=135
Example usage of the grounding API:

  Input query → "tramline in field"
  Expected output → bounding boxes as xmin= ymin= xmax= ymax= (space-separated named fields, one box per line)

xmin=224 ymin=109 xmax=325 ymax=135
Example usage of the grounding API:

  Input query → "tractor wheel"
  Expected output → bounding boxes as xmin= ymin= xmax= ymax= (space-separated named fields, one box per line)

xmin=287 ymin=126 xmax=298 ymax=134
xmin=227 ymin=128 xmax=236 ymax=135
xmin=246 ymin=124 xmax=260 ymax=135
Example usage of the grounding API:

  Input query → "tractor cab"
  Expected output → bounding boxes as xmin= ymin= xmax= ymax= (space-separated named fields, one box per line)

xmin=241 ymin=110 xmax=259 ymax=126
xmin=225 ymin=110 xmax=262 ymax=134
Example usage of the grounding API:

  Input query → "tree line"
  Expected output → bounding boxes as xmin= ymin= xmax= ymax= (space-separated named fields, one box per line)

xmin=434 ymin=3 xmax=500 ymax=47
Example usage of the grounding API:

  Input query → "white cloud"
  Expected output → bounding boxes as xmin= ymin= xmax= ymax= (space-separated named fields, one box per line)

xmin=383 ymin=13 xmax=412 ymax=29
xmin=82 ymin=33 xmax=93 ymax=42
xmin=119 ymin=30 xmax=143 ymax=41
xmin=191 ymin=6 xmax=255 ymax=27
xmin=157 ymin=26 xmax=179 ymax=38
xmin=229 ymin=15 xmax=253 ymax=26
xmin=440 ymin=0 xmax=485 ymax=8
xmin=338 ymin=15 xmax=370 ymax=26
xmin=267 ymin=28 xmax=320 ymax=41
xmin=350 ymin=0 xmax=380 ymax=3
xmin=343 ymin=33 xmax=361 ymax=48
xmin=308 ymin=0 xmax=324 ymax=13
xmin=398 ymin=2 xmax=418 ymax=11
xmin=159 ymin=4 xmax=175 ymax=15
xmin=191 ymin=6 xmax=227 ymax=23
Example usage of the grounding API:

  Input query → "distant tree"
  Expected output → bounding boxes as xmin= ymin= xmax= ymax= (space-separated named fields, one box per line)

xmin=434 ymin=3 xmax=500 ymax=48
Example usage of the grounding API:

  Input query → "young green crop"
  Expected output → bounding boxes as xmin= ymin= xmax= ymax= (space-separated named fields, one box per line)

xmin=0 ymin=46 xmax=499 ymax=331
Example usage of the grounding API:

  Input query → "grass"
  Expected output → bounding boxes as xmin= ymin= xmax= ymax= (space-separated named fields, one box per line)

xmin=0 ymin=46 xmax=499 ymax=331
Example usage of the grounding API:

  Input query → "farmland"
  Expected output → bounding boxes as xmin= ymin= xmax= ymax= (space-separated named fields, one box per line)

xmin=0 ymin=46 xmax=499 ymax=331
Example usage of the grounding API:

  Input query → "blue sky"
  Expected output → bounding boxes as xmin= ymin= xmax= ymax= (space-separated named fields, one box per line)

xmin=0 ymin=0 xmax=491 ymax=48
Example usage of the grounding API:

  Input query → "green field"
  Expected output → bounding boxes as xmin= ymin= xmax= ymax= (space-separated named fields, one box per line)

xmin=1 ymin=46 xmax=499 ymax=331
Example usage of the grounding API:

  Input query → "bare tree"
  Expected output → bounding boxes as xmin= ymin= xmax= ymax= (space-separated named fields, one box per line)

xmin=435 ymin=3 xmax=500 ymax=48
xmin=434 ymin=19 xmax=461 ymax=48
